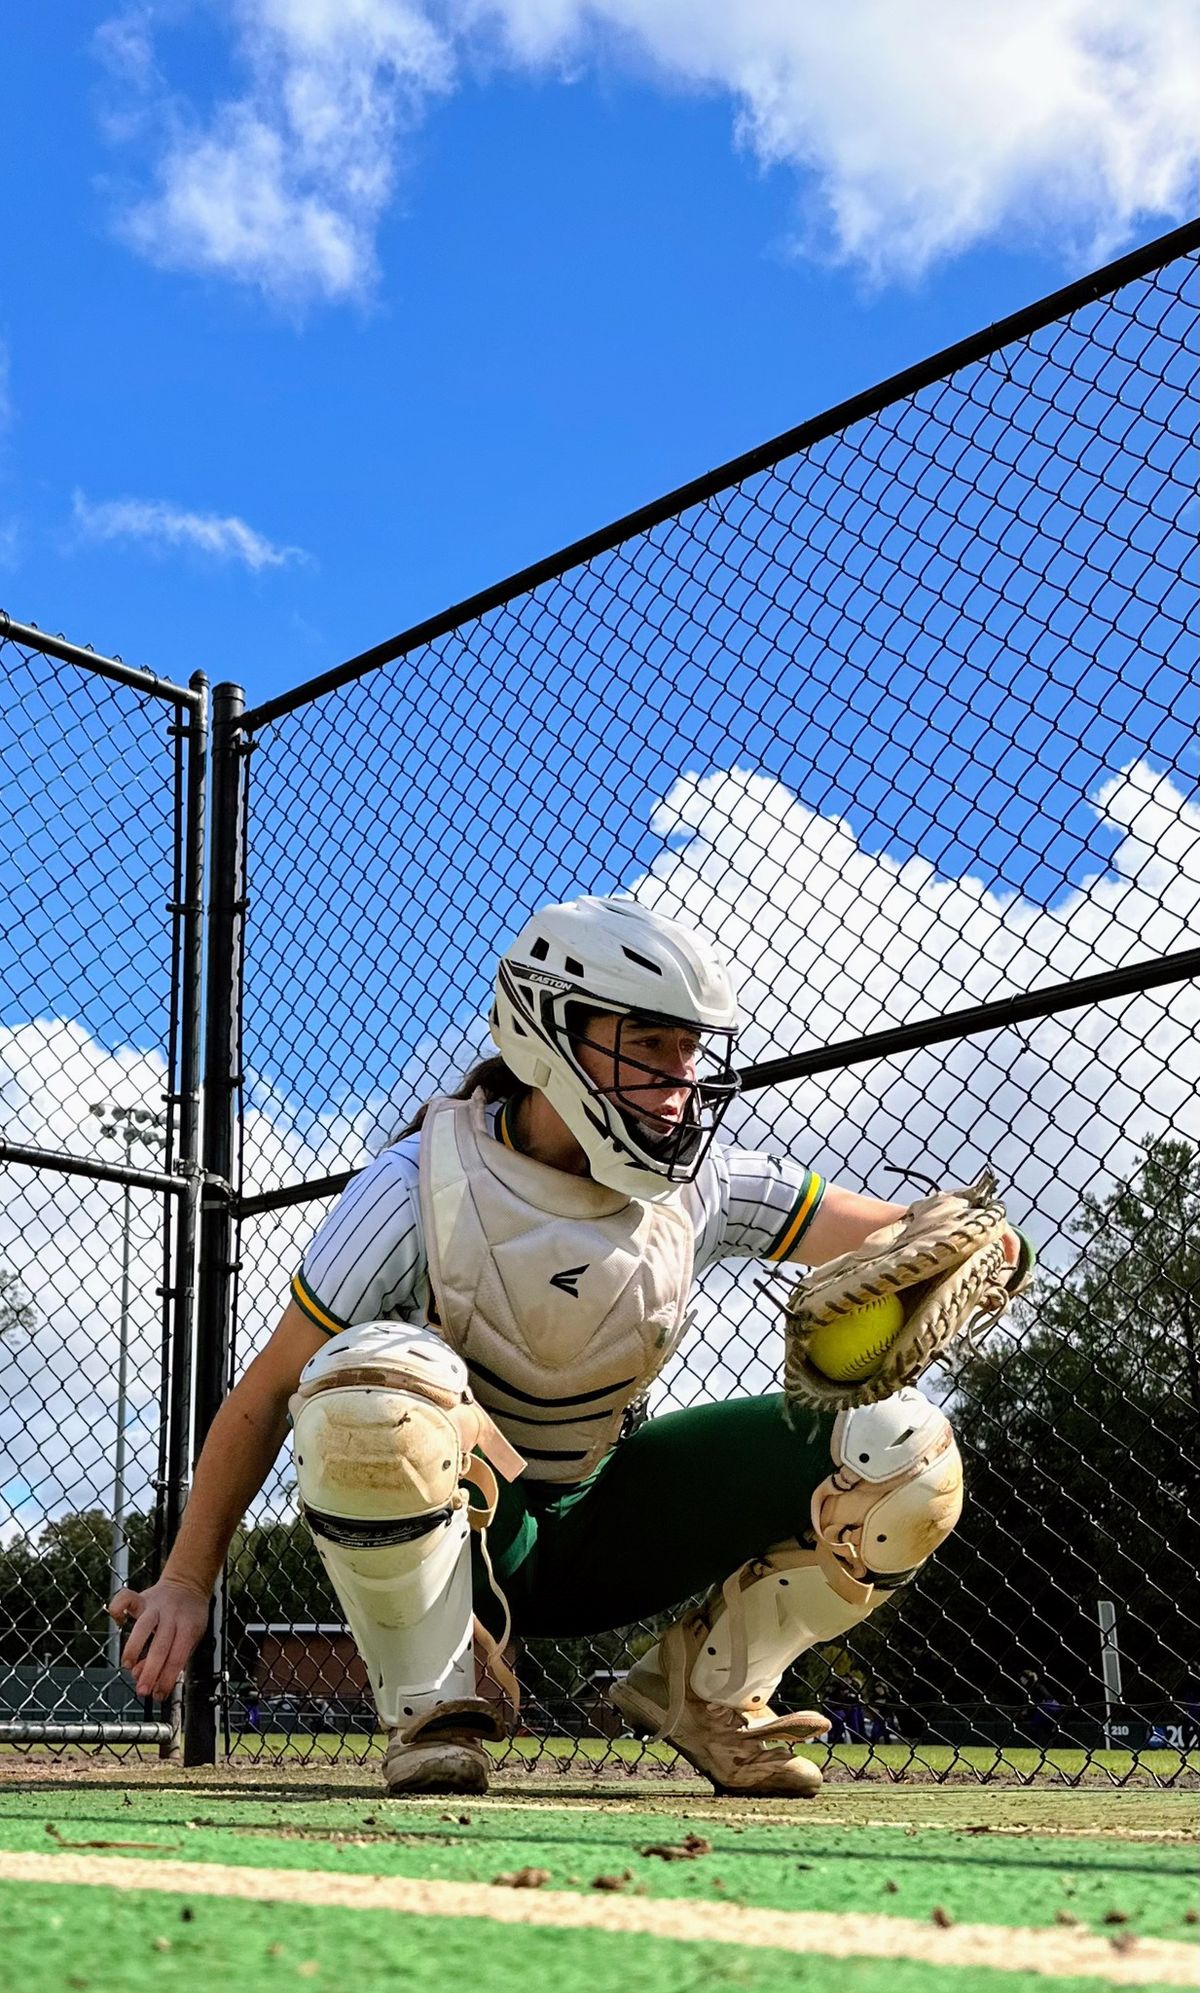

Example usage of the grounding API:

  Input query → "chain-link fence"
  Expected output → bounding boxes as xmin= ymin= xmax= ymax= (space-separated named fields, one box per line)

xmin=3 ymin=222 xmax=1196 ymax=1783
xmin=0 ymin=614 xmax=206 ymax=1750
xmin=201 ymin=222 xmax=1198 ymax=1783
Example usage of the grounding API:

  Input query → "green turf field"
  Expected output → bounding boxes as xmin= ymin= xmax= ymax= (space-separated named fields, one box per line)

xmin=0 ymin=1766 xmax=1195 ymax=1992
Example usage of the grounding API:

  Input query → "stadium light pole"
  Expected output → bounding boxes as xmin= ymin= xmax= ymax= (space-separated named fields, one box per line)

xmin=88 ymin=1101 xmax=168 ymax=1670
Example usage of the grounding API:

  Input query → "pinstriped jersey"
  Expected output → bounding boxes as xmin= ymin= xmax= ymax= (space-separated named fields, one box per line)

xmin=293 ymin=1096 xmax=824 ymax=1339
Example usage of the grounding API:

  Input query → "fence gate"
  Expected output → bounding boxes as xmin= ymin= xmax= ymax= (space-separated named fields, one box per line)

xmin=0 ymin=614 xmax=206 ymax=1751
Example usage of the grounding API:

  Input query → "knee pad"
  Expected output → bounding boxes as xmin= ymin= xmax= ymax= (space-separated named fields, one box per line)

xmin=811 ymin=1386 xmax=963 ymax=1590
xmin=289 ymin=1324 xmax=519 ymax=1729
xmin=292 ymin=1324 xmax=484 ymax=1542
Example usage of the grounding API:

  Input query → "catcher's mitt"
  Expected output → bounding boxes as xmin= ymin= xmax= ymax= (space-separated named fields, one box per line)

xmin=775 ymin=1172 xmax=1028 ymax=1413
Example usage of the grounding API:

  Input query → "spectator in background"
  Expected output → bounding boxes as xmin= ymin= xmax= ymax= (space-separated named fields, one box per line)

xmin=867 ymin=1675 xmax=897 ymax=1744
xmin=826 ymin=1671 xmax=868 ymax=1744
xmin=1018 ymin=1668 xmax=1062 ymax=1746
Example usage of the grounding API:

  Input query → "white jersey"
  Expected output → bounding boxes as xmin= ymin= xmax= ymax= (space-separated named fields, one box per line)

xmin=294 ymin=1096 xmax=825 ymax=1340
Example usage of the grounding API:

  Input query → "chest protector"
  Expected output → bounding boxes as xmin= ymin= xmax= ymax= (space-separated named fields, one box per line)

xmin=418 ymin=1092 xmax=695 ymax=1482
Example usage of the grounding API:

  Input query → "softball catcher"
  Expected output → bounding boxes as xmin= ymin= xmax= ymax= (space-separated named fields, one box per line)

xmin=113 ymin=896 xmax=1029 ymax=1798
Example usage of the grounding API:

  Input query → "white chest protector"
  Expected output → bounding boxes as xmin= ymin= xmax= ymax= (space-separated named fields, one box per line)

xmin=417 ymin=1093 xmax=695 ymax=1482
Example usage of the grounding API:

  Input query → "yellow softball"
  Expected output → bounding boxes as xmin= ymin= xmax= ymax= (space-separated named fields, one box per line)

xmin=807 ymin=1291 xmax=905 ymax=1382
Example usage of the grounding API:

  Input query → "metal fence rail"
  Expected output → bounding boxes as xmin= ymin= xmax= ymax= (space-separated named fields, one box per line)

xmin=0 ymin=614 xmax=206 ymax=1751
xmin=209 ymin=222 xmax=1198 ymax=1781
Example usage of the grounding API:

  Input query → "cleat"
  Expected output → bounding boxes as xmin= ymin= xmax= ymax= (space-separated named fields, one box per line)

xmin=611 ymin=1631 xmax=827 ymax=1798
xmin=382 ymin=1698 xmax=503 ymax=1796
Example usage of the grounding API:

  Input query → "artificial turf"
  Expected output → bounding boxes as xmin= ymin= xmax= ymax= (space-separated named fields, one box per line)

xmin=0 ymin=1785 xmax=1194 ymax=1943
xmin=3 ymin=1879 xmax=1181 ymax=1993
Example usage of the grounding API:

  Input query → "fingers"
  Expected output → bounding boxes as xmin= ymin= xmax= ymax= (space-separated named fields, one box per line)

xmin=127 ymin=1610 xmax=171 ymax=1690
xmin=108 ymin=1586 xmax=141 ymax=1625
xmin=155 ymin=1621 xmax=202 ymax=1701
xmin=128 ymin=1612 xmax=179 ymax=1700
xmin=127 ymin=1601 xmax=207 ymax=1700
xmin=120 ymin=1603 xmax=159 ymax=1672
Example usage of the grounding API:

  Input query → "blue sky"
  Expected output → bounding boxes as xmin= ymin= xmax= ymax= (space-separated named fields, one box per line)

xmin=2 ymin=3 xmax=1195 ymax=704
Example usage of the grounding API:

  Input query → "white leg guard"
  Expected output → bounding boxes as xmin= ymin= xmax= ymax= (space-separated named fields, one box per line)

xmin=613 ymin=1387 xmax=961 ymax=1796
xmin=692 ymin=1386 xmax=963 ymax=1712
xmin=290 ymin=1323 xmax=523 ymax=1733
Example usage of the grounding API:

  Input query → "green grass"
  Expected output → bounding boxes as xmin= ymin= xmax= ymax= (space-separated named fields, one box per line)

xmin=216 ymin=1731 xmax=1200 ymax=1788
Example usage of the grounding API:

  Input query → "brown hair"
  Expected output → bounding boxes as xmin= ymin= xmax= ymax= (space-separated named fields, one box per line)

xmin=395 ymin=1054 xmax=526 ymax=1139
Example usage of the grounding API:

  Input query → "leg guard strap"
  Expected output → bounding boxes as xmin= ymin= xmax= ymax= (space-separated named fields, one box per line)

xmin=305 ymin=1504 xmax=456 ymax=1549
xmin=662 ymin=1388 xmax=963 ymax=1723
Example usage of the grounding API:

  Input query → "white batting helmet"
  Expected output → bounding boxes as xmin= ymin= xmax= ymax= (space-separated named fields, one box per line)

xmin=490 ymin=896 xmax=739 ymax=1199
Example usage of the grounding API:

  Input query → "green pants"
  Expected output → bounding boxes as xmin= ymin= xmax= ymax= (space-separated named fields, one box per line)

xmin=471 ymin=1394 xmax=835 ymax=1638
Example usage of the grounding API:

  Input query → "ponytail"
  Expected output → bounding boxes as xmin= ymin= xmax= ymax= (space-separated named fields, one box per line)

xmin=395 ymin=1053 xmax=525 ymax=1139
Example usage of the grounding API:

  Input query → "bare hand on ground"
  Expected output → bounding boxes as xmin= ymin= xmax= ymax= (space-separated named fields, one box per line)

xmin=109 ymin=1578 xmax=210 ymax=1700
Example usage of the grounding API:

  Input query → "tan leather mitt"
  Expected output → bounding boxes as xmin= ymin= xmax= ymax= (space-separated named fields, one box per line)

xmin=776 ymin=1172 xmax=1027 ymax=1413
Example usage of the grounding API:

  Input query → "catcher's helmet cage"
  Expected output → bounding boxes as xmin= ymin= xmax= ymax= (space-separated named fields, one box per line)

xmin=490 ymin=897 xmax=740 ymax=1200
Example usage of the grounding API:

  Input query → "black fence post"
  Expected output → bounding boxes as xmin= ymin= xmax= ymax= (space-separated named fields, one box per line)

xmin=184 ymin=682 xmax=246 ymax=1766
xmin=158 ymin=671 xmax=209 ymax=1759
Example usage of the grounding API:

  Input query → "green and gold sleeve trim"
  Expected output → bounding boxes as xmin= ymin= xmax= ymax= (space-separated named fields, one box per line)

xmin=497 ymin=1094 xmax=533 ymax=1153
xmin=497 ymin=1096 xmax=520 ymax=1151
xmin=291 ymin=1268 xmax=348 ymax=1338
xmin=764 ymin=1171 xmax=826 ymax=1261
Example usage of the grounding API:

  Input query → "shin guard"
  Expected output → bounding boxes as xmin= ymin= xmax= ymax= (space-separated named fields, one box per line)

xmin=688 ymin=1387 xmax=962 ymax=1716
xmin=290 ymin=1323 xmax=524 ymax=1731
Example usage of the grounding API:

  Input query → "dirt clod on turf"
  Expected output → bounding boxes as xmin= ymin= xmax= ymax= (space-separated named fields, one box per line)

xmin=590 ymin=1870 xmax=632 ymax=1891
xmin=638 ymin=1831 xmax=711 ymax=1861
xmin=492 ymin=1866 xmax=551 ymax=1888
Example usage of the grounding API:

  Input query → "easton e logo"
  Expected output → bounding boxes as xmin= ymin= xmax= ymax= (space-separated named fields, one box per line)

xmin=549 ymin=1264 xmax=589 ymax=1297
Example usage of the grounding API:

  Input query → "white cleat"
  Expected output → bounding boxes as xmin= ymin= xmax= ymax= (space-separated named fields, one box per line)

xmin=382 ymin=1699 xmax=504 ymax=1796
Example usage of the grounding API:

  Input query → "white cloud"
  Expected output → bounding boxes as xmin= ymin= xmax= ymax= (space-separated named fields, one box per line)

xmin=98 ymin=0 xmax=1198 ymax=302
xmin=638 ymin=756 xmax=1199 ymax=1221
xmin=0 ymin=1020 xmax=358 ymax=1534
xmin=72 ymin=489 xmax=308 ymax=570
xmin=102 ymin=0 xmax=453 ymax=302
xmin=0 ymin=1025 xmax=175 ymax=1531
xmin=477 ymin=0 xmax=1200 ymax=279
